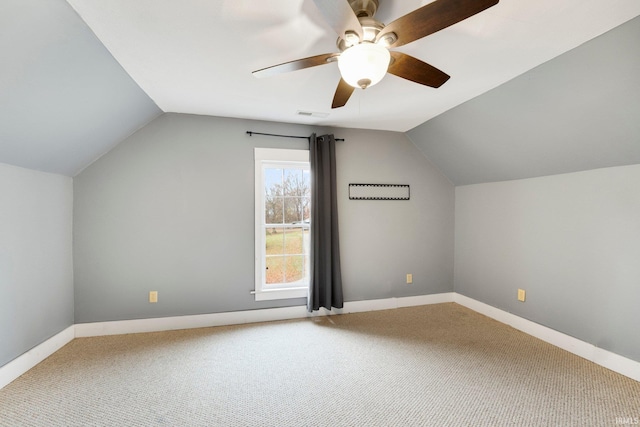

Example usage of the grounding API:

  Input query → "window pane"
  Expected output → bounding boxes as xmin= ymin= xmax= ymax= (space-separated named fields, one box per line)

xmin=283 ymin=169 xmax=304 ymax=197
xmin=284 ymin=197 xmax=304 ymax=223
xmin=302 ymin=169 xmax=310 ymax=220
xmin=284 ymin=227 xmax=303 ymax=255
xmin=265 ymin=197 xmax=283 ymax=224
xmin=302 ymin=197 xmax=311 ymax=223
xmin=265 ymin=168 xmax=283 ymax=224
xmin=265 ymin=228 xmax=284 ymax=255
xmin=265 ymin=168 xmax=283 ymax=196
xmin=265 ymin=256 xmax=284 ymax=285
xmin=284 ymin=256 xmax=304 ymax=283
xmin=302 ymin=170 xmax=310 ymax=190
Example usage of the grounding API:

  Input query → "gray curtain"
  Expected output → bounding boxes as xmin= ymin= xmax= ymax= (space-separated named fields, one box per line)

xmin=308 ymin=133 xmax=343 ymax=312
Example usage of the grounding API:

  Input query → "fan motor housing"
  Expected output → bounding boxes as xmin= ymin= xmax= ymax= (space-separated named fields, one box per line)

xmin=337 ymin=0 xmax=383 ymax=50
xmin=348 ymin=0 xmax=379 ymax=18
xmin=337 ymin=17 xmax=385 ymax=50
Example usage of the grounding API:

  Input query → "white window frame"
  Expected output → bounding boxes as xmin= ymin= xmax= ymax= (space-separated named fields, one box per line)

xmin=254 ymin=148 xmax=310 ymax=301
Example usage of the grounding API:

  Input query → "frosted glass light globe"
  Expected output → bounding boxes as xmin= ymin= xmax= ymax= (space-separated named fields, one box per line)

xmin=338 ymin=42 xmax=390 ymax=89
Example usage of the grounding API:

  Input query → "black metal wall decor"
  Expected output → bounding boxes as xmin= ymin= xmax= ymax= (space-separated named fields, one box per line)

xmin=348 ymin=184 xmax=410 ymax=200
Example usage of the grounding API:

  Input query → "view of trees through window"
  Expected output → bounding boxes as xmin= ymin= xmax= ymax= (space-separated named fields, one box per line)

xmin=264 ymin=167 xmax=310 ymax=285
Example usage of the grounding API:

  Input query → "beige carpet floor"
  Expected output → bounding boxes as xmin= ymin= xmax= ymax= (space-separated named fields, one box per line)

xmin=1 ymin=303 xmax=639 ymax=426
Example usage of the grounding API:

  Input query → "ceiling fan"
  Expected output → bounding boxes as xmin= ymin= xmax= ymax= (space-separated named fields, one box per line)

xmin=253 ymin=0 xmax=499 ymax=109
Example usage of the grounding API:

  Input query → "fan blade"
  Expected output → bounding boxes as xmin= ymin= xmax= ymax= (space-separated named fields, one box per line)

xmin=332 ymin=78 xmax=355 ymax=108
xmin=311 ymin=0 xmax=363 ymax=41
xmin=253 ymin=53 xmax=339 ymax=78
xmin=387 ymin=52 xmax=450 ymax=88
xmin=376 ymin=0 xmax=499 ymax=48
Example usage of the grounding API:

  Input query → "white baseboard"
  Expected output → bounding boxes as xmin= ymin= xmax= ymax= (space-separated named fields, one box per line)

xmin=2 ymin=293 xmax=454 ymax=389
xmin=339 ymin=293 xmax=455 ymax=314
xmin=0 ymin=326 xmax=75 ymax=390
xmin=74 ymin=293 xmax=455 ymax=337
xmin=454 ymin=293 xmax=640 ymax=382
xmin=3 ymin=292 xmax=638 ymax=390
xmin=75 ymin=305 xmax=311 ymax=337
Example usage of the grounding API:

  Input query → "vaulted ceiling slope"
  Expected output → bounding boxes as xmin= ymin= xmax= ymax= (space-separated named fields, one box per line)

xmin=67 ymin=0 xmax=640 ymax=132
xmin=2 ymin=0 xmax=639 ymax=179
xmin=407 ymin=16 xmax=640 ymax=186
xmin=0 ymin=0 xmax=161 ymax=176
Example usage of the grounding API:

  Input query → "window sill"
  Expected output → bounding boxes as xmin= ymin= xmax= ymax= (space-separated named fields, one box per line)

xmin=254 ymin=287 xmax=308 ymax=301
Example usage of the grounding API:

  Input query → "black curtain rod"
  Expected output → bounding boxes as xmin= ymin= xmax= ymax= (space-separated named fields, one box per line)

xmin=246 ymin=131 xmax=344 ymax=142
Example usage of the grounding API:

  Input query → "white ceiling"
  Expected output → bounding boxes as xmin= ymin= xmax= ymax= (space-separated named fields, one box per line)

xmin=66 ymin=0 xmax=640 ymax=133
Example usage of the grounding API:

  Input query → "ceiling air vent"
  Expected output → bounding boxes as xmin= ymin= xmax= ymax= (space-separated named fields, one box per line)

xmin=297 ymin=110 xmax=329 ymax=118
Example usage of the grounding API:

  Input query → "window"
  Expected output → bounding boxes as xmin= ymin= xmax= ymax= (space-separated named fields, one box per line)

xmin=254 ymin=148 xmax=310 ymax=301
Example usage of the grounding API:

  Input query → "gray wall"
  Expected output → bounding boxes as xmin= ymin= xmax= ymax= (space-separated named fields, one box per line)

xmin=455 ymin=164 xmax=640 ymax=362
xmin=0 ymin=163 xmax=74 ymax=367
xmin=406 ymin=16 xmax=640 ymax=186
xmin=335 ymin=127 xmax=454 ymax=301
xmin=73 ymin=113 xmax=454 ymax=323
xmin=0 ymin=0 xmax=162 ymax=176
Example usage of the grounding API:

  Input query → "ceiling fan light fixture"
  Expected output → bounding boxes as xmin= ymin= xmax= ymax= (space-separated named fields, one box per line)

xmin=338 ymin=42 xmax=390 ymax=89
xmin=378 ymin=32 xmax=398 ymax=47
xmin=343 ymin=30 xmax=360 ymax=47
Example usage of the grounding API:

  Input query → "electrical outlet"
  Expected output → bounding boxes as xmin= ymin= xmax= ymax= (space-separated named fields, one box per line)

xmin=149 ymin=291 xmax=158 ymax=303
xmin=517 ymin=289 xmax=526 ymax=302
xmin=406 ymin=274 xmax=413 ymax=284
